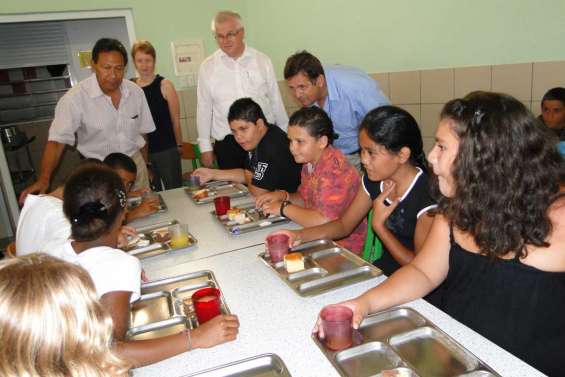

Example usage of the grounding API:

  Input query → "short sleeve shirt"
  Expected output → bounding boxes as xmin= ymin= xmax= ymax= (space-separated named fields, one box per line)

xmin=49 ymin=74 xmax=155 ymax=160
xmin=41 ymin=240 xmax=141 ymax=302
xmin=16 ymin=194 xmax=70 ymax=255
xmin=298 ymin=146 xmax=367 ymax=253
xmin=362 ymin=168 xmax=436 ymax=275
xmin=244 ymin=124 xmax=301 ymax=192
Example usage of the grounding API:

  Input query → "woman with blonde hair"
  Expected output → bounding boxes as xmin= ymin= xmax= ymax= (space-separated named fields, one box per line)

xmin=131 ymin=39 xmax=183 ymax=190
xmin=0 ymin=253 xmax=130 ymax=377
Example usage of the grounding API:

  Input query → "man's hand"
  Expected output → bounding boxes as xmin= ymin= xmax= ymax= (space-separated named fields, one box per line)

xmin=200 ymin=151 xmax=215 ymax=168
xmin=19 ymin=178 xmax=49 ymax=206
xmin=192 ymin=168 xmax=217 ymax=184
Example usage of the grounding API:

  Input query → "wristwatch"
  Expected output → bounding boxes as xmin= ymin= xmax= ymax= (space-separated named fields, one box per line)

xmin=280 ymin=200 xmax=291 ymax=217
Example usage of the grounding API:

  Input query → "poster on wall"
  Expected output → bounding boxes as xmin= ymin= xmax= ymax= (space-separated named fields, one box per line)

xmin=171 ymin=39 xmax=204 ymax=87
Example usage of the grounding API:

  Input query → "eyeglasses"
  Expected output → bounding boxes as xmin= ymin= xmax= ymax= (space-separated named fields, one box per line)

xmin=214 ymin=28 xmax=242 ymax=42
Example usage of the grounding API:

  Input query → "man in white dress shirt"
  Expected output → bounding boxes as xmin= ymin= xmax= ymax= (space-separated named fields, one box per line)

xmin=20 ymin=38 xmax=155 ymax=204
xmin=197 ymin=11 xmax=288 ymax=169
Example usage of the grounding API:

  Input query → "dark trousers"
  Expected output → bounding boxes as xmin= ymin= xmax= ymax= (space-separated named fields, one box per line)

xmin=213 ymin=135 xmax=247 ymax=169
xmin=149 ymin=147 xmax=182 ymax=191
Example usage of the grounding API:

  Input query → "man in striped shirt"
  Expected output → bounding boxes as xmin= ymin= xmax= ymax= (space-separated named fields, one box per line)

xmin=19 ymin=38 xmax=155 ymax=205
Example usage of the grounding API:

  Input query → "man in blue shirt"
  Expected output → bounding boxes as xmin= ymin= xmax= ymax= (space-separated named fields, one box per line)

xmin=284 ymin=51 xmax=389 ymax=168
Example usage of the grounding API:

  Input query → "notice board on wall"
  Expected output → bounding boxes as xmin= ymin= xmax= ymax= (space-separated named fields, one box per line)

xmin=171 ymin=39 xmax=204 ymax=87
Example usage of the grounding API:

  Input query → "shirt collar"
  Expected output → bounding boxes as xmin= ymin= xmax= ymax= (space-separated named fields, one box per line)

xmin=85 ymin=73 xmax=129 ymax=99
xmin=218 ymin=44 xmax=253 ymax=63
xmin=322 ymin=65 xmax=340 ymax=102
xmin=307 ymin=146 xmax=337 ymax=175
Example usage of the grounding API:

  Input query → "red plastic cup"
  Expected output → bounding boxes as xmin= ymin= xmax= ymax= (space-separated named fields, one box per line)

xmin=192 ymin=287 xmax=222 ymax=324
xmin=320 ymin=305 xmax=353 ymax=351
xmin=266 ymin=234 xmax=290 ymax=263
xmin=214 ymin=196 xmax=231 ymax=216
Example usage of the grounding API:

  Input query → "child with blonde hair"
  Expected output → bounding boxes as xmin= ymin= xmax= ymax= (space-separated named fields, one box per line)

xmin=0 ymin=253 xmax=130 ymax=377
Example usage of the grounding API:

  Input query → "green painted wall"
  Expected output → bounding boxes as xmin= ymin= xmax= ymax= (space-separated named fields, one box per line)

xmin=247 ymin=0 xmax=565 ymax=75
xmin=2 ymin=0 xmax=565 ymax=84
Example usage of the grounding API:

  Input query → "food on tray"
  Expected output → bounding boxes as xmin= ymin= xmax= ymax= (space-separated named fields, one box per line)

xmin=193 ymin=189 xmax=209 ymax=200
xmin=152 ymin=227 xmax=171 ymax=243
xmin=126 ymin=234 xmax=140 ymax=247
xmin=227 ymin=207 xmax=242 ymax=220
xmin=136 ymin=238 xmax=150 ymax=247
xmin=284 ymin=252 xmax=305 ymax=273
xmin=234 ymin=212 xmax=248 ymax=224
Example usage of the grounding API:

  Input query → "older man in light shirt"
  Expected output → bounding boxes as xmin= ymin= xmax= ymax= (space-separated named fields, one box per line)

xmin=20 ymin=38 xmax=155 ymax=204
xmin=197 ymin=10 xmax=288 ymax=169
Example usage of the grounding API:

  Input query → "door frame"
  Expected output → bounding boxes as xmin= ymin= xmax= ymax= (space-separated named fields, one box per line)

xmin=0 ymin=9 xmax=136 ymax=45
xmin=0 ymin=9 xmax=136 ymax=235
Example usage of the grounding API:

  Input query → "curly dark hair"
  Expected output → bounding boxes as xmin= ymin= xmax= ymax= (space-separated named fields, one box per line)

xmin=437 ymin=91 xmax=565 ymax=258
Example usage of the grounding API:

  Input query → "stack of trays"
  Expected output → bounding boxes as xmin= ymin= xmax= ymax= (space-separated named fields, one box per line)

xmin=185 ymin=180 xmax=249 ymax=204
xmin=259 ymin=240 xmax=382 ymax=297
xmin=183 ymin=354 xmax=292 ymax=377
xmin=313 ymin=307 xmax=500 ymax=377
xmin=127 ymin=271 xmax=230 ymax=340
xmin=125 ymin=220 xmax=197 ymax=259
xmin=126 ymin=193 xmax=168 ymax=213
xmin=212 ymin=202 xmax=290 ymax=235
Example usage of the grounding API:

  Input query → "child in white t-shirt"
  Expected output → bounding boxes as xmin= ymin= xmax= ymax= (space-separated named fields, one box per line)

xmin=41 ymin=164 xmax=239 ymax=368
xmin=16 ymin=186 xmax=69 ymax=255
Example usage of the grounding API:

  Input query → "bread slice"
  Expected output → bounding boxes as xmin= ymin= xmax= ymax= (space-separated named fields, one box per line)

xmin=284 ymin=252 xmax=305 ymax=273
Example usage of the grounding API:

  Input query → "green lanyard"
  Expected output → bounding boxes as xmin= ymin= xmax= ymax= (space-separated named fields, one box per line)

xmin=362 ymin=209 xmax=382 ymax=263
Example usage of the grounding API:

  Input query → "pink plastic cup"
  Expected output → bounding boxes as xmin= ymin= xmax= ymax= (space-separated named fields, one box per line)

xmin=266 ymin=234 xmax=289 ymax=263
xmin=320 ymin=305 xmax=353 ymax=351
xmin=214 ymin=196 xmax=231 ymax=216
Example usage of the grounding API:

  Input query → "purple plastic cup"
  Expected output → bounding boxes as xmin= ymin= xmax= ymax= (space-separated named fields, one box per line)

xmin=266 ymin=234 xmax=290 ymax=263
xmin=320 ymin=305 xmax=353 ymax=350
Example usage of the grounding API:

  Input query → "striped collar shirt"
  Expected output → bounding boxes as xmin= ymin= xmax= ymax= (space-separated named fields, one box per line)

xmin=48 ymin=73 xmax=155 ymax=160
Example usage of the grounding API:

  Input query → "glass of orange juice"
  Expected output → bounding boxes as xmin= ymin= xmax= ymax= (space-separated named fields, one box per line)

xmin=169 ymin=224 xmax=190 ymax=249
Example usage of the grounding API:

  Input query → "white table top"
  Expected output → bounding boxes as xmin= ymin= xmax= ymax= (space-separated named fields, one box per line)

xmin=134 ymin=244 xmax=545 ymax=377
xmin=128 ymin=188 xmax=300 ymax=271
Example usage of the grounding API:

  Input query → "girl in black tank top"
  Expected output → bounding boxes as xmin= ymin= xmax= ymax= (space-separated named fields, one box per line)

xmin=312 ymin=92 xmax=565 ymax=376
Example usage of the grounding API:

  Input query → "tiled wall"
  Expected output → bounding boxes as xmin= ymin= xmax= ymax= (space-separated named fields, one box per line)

xmin=177 ymin=60 xmax=565 ymax=171
xmin=14 ymin=59 xmax=565 ymax=191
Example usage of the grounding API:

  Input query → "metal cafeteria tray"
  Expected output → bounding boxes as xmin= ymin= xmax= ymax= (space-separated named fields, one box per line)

xmin=124 ymin=220 xmax=197 ymax=259
xmin=126 ymin=193 xmax=168 ymax=213
xmin=127 ymin=270 xmax=230 ymax=340
xmin=213 ymin=202 xmax=290 ymax=235
xmin=186 ymin=181 xmax=249 ymax=204
xmin=182 ymin=354 xmax=292 ymax=377
xmin=313 ymin=307 xmax=500 ymax=377
xmin=259 ymin=239 xmax=382 ymax=297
